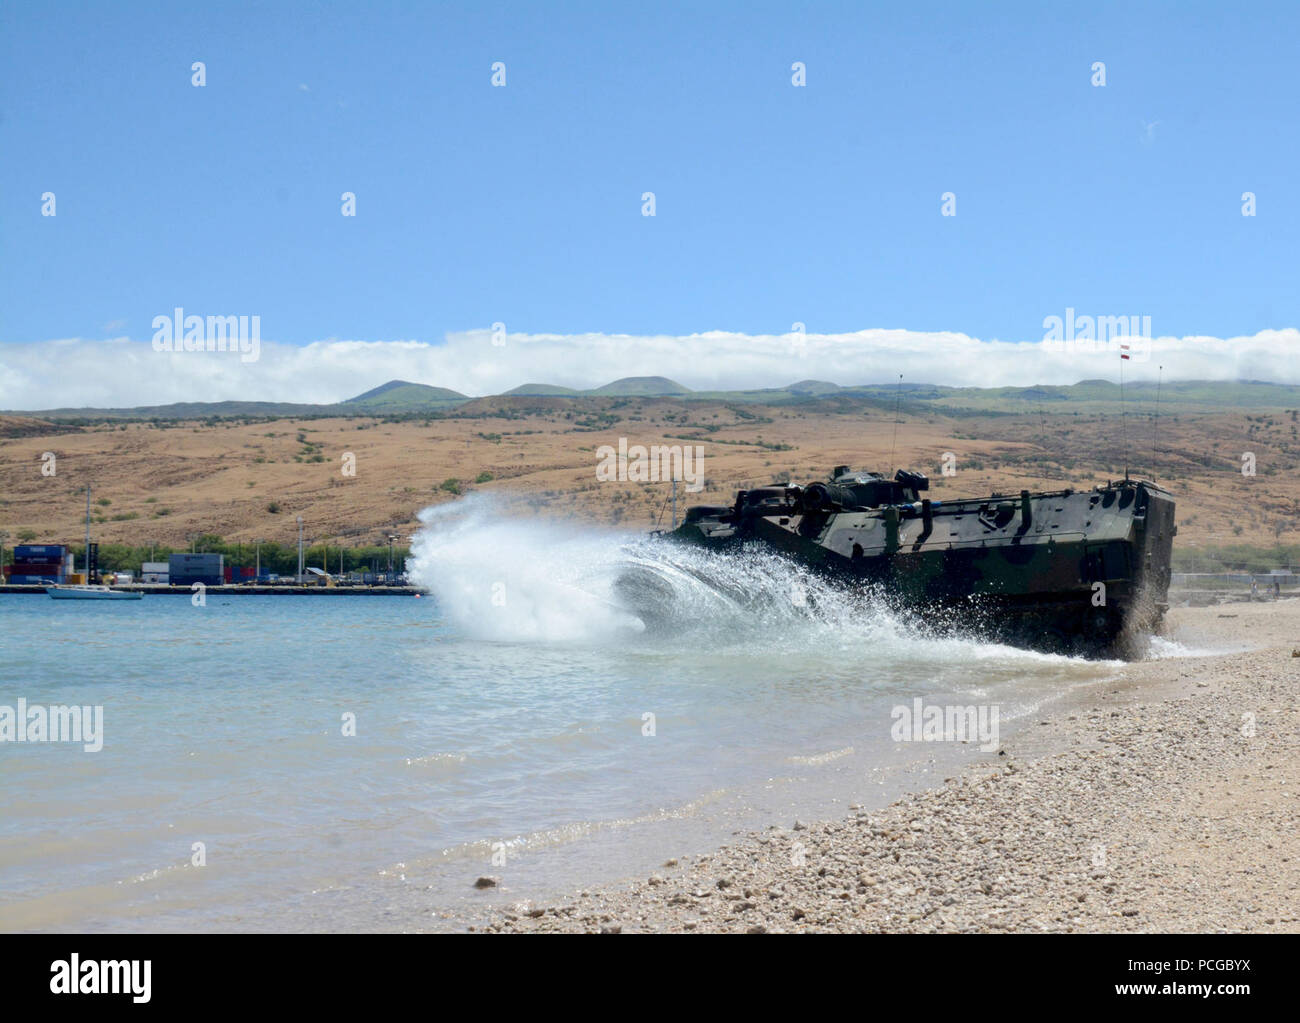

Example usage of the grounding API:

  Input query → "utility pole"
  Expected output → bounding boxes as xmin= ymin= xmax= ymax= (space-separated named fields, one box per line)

xmin=84 ymin=484 xmax=92 ymax=576
xmin=0 ymin=530 xmax=8 ymax=583
xmin=671 ymin=477 xmax=677 ymax=529
xmin=296 ymin=516 xmax=304 ymax=584
xmin=255 ymin=539 xmax=262 ymax=580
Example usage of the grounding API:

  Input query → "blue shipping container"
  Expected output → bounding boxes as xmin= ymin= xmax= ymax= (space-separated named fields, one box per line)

xmin=14 ymin=545 xmax=67 ymax=559
xmin=169 ymin=554 xmax=223 ymax=568
xmin=169 ymin=553 xmax=223 ymax=586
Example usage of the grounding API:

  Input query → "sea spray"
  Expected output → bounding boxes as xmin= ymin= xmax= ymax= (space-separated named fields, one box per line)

xmin=406 ymin=495 xmax=897 ymax=647
xmin=407 ymin=496 xmax=645 ymax=643
xmin=405 ymin=497 xmax=1096 ymax=669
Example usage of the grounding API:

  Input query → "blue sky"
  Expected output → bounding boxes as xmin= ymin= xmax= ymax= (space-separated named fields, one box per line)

xmin=1 ymin=1 xmax=1297 ymax=401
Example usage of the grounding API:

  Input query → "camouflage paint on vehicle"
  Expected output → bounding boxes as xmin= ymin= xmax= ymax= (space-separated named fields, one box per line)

xmin=665 ymin=467 xmax=1175 ymax=657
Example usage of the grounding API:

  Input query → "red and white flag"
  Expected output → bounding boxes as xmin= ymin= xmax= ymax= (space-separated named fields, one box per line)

xmin=1120 ymin=344 xmax=1131 ymax=361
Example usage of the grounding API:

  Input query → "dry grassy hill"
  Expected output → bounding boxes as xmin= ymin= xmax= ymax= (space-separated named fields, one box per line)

xmin=1 ymin=398 xmax=1297 ymax=561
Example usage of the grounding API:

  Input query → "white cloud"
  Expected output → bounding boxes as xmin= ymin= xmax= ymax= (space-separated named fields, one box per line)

xmin=1 ymin=328 xmax=1297 ymax=410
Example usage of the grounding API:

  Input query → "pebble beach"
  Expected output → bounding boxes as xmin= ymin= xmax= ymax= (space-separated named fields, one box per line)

xmin=478 ymin=599 xmax=1300 ymax=933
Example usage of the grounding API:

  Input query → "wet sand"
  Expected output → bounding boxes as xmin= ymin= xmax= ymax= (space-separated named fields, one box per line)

xmin=478 ymin=599 xmax=1300 ymax=932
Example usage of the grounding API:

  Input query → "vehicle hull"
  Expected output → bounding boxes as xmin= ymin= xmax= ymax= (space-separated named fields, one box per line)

xmin=663 ymin=474 xmax=1175 ymax=657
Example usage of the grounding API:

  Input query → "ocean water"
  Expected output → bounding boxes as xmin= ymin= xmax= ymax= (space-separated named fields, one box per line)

xmin=0 ymin=497 xmax=1128 ymax=932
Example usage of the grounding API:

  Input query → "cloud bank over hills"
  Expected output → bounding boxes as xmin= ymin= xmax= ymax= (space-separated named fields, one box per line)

xmin=2 ymin=327 xmax=1297 ymax=409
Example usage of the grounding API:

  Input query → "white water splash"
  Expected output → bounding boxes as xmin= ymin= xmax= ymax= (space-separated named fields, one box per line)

xmin=407 ymin=497 xmax=1105 ymax=674
xmin=1146 ymin=635 xmax=1237 ymax=659
xmin=407 ymin=496 xmax=645 ymax=642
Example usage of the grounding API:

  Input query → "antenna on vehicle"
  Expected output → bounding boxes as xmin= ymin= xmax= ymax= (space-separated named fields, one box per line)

xmin=888 ymin=374 xmax=903 ymax=475
xmin=1152 ymin=364 xmax=1163 ymax=483
xmin=1119 ymin=346 xmax=1130 ymax=480
xmin=654 ymin=489 xmax=668 ymax=529
xmin=652 ymin=479 xmax=680 ymax=530
xmin=1035 ymin=396 xmax=1053 ymax=483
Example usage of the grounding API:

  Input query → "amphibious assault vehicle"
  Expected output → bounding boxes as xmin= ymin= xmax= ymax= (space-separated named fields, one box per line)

xmin=662 ymin=467 xmax=1175 ymax=656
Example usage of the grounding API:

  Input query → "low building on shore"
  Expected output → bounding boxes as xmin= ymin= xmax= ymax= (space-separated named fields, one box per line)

xmin=141 ymin=561 xmax=170 ymax=584
xmin=304 ymin=567 xmax=335 ymax=587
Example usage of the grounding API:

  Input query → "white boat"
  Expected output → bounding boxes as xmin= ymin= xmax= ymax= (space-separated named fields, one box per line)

xmin=43 ymin=486 xmax=143 ymax=600
xmin=47 ymin=584 xmax=143 ymax=601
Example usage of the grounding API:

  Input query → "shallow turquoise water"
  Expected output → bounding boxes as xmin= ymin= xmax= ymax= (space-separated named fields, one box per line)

xmin=0 ymin=504 xmax=1123 ymax=931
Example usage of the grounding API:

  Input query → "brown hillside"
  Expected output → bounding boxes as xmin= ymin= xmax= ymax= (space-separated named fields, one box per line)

xmin=1 ymin=399 xmax=1297 ymax=556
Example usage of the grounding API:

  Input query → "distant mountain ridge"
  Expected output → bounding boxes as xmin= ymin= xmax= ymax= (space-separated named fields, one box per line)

xmin=588 ymin=376 xmax=691 ymax=396
xmin=7 ymin=377 xmax=1300 ymax=421
xmin=499 ymin=376 xmax=691 ymax=398
xmin=502 ymin=383 xmax=582 ymax=396
xmin=342 ymin=380 xmax=467 ymax=407
xmin=786 ymin=380 xmax=841 ymax=395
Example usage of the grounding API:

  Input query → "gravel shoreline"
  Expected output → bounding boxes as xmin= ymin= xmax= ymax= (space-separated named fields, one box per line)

xmin=478 ymin=599 xmax=1300 ymax=933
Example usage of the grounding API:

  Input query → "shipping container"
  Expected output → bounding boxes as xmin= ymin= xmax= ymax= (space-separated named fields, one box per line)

xmin=169 ymin=553 xmax=224 ymax=586
xmin=14 ymin=544 xmax=67 ymax=560
xmin=8 ymin=560 xmax=66 ymax=581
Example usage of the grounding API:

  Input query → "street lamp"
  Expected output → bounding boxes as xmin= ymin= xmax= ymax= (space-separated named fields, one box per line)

xmin=296 ymin=516 xmax=304 ymax=584
xmin=386 ymin=533 xmax=398 ymax=581
xmin=255 ymin=538 xmax=262 ymax=582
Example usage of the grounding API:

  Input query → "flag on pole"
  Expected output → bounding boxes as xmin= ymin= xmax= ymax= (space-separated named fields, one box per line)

xmin=1120 ymin=344 xmax=1131 ymax=361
